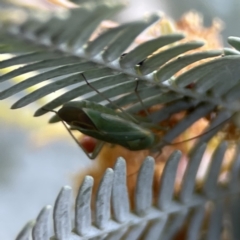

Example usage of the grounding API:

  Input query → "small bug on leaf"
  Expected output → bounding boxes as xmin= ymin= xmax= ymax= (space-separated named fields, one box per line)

xmin=47 ymin=100 xmax=163 ymax=159
xmin=46 ymin=99 xmax=233 ymax=160
xmin=45 ymin=74 xmax=235 ymax=160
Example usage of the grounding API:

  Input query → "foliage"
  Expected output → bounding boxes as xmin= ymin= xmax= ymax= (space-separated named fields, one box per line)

xmin=1 ymin=1 xmax=240 ymax=239
xmin=16 ymin=144 xmax=240 ymax=239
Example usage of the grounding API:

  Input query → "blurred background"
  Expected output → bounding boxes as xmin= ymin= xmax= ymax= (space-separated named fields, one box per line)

xmin=1 ymin=0 xmax=240 ymax=239
xmin=116 ymin=0 xmax=240 ymax=44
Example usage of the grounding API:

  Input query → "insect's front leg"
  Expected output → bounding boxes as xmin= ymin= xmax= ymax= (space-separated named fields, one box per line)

xmin=87 ymin=141 xmax=105 ymax=160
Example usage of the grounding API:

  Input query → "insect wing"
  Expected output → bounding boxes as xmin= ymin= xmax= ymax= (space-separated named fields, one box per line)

xmin=99 ymin=113 xmax=152 ymax=140
xmin=48 ymin=100 xmax=125 ymax=123
xmin=69 ymin=110 xmax=155 ymax=150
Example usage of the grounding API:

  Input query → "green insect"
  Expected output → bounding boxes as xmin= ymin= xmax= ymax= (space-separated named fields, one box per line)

xmin=48 ymin=98 xmax=232 ymax=160
xmin=46 ymin=71 xmax=227 ymax=159
xmin=48 ymin=100 xmax=164 ymax=159
xmin=47 ymin=74 xmax=229 ymax=160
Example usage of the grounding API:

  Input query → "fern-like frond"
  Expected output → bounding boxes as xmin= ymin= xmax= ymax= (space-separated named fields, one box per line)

xmin=2 ymin=3 xmax=240 ymax=239
xmin=2 ymin=3 xmax=240 ymax=149
xmin=15 ymin=143 xmax=240 ymax=240
xmin=0 ymin=4 xmax=224 ymax=115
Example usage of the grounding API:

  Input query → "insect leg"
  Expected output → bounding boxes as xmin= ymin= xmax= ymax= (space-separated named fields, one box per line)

xmin=151 ymin=113 xmax=232 ymax=152
xmin=90 ymin=141 xmax=105 ymax=159
xmin=134 ymin=79 xmax=150 ymax=117
xmin=44 ymin=108 xmax=105 ymax=160
xmin=59 ymin=118 xmax=105 ymax=159
xmin=81 ymin=73 xmax=139 ymax=123
xmin=168 ymin=115 xmax=232 ymax=145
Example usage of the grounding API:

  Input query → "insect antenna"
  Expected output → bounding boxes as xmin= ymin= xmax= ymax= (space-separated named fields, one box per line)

xmin=43 ymin=107 xmax=104 ymax=160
